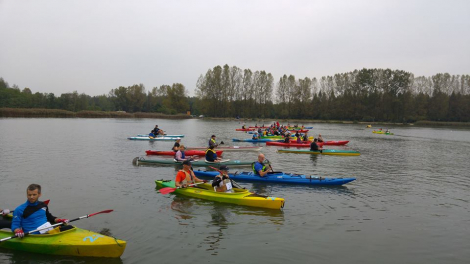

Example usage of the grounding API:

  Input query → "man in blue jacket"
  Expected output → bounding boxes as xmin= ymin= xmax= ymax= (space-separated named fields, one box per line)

xmin=12 ymin=184 xmax=69 ymax=238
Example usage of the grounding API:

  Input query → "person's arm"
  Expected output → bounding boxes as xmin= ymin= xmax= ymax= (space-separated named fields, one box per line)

xmin=11 ymin=207 xmax=22 ymax=234
xmin=175 ymin=151 xmax=183 ymax=161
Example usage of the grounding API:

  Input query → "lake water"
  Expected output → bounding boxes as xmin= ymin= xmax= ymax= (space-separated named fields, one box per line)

xmin=0 ymin=118 xmax=469 ymax=264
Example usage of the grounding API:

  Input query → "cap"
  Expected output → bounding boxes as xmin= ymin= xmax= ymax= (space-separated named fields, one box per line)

xmin=219 ymin=165 xmax=229 ymax=170
xmin=211 ymin=135 xmax=216 ymax=138
xmin=182 ymin=160 xmax=191 ymax=165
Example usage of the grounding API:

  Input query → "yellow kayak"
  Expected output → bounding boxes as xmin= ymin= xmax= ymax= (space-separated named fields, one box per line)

xmin=156 ymin=180 xmax=285 ymax=210
xmin=0 ymin=227 xmax=126 ymax=258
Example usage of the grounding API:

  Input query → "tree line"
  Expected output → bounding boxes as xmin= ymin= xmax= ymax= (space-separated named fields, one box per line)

xmin=1 ymin=65 xmax=469 ymax=122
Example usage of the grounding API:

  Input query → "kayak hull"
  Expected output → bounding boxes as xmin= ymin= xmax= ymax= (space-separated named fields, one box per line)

xmin=373 ymin=131 xmax=394 ymax=135
xmin=145 ymin=150 xmax=223 ymax=156
xmin=266 ymin=141 xmax=323 ymax=147
xmin=0 ymin=227 xmax=126 ymax=258
xmin=128 ymin=136 xmax=177 ymax=141
xmin=155 ymin=180 xmax=284 ymax=210
xmin=134 ymin=157 xmax=255 ymax=167
xmin=232 ymin=138 xmax=281 ymax=142
xmin=278 ymin=149 xmax=360 ymax=156
xmin=193 ymin=170 xmax=355 ymax=186
xmin=235 ymin=128 xmax=255 ymax=131
xmin=137 ymin=134 xmax=184 ymax=138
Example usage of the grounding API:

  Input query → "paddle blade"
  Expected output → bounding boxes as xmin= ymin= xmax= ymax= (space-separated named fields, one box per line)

xmin=159 ymin=187 xmax=177 ymax=195
xmin=88 ymin=209 xmax=114 ymax=217
xmin=44 ymin=199 xmax=50 ymax=205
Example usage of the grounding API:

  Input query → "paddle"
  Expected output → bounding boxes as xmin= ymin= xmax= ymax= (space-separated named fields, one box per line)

xmin=265 ymin=158 xmax=274 ymax=172
xmin=0 ymin=209 xmax=113 ymax=242
xmin=209 ymin=166 xmax=245 ymax=189
xmin=159 ymin=182 xmax=205 ymax=195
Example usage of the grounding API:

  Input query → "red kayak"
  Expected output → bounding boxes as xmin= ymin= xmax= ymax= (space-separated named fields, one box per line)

xmin=322 ymin=140 xmax=349 ymax=146
xmin=266 ymin=141 xmax=323 ymax=147
xmin=248 ymin=126 xmax=269 ymax=129
xmin=236 ymin=128 xmax=255 ymax=131
xmin=145 ymin=150 xmax=223 ymax=156
xmin=288 ymin=129 xmax=309 ymax=133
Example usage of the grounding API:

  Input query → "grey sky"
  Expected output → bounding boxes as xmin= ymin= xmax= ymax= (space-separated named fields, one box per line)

xmin=1 ymin=0 xmax=469 ymax=96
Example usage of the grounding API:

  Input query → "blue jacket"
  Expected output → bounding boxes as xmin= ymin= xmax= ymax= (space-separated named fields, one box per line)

xmin=12 ymin=200 xmax=56 ymax=233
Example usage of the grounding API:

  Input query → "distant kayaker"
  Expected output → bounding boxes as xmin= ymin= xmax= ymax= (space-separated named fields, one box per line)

xmin=252 ymin=133 xmax=259 ymax=140
xmin=11 ymin=184 xmax=70 ymax=238
xmin=175 ymin=160 xmax=205 ymax=188
xmin=212 ymin=165 xmax=234 ymax=193
xmin=205 ymin=145 xmax=222 ymax=162
xmin=317 ymin=134 xmax=324 ymax=143
xmin=302 ymin=132 xmax=309 ymax=142
xmin=209 ymin=135 xmax=218 ymax=148
xmin=310 ymin=138 xmax=322 ymax=151
xmin=295 ymin=131 xmax=301 ymax=143
xmin=283 ymin=133 xmax=290 ymax=143
xmin=253 ymin=154 xmax=272 ymax=177
xmin=172 ymin=138 xmax=182 ymax=151
xmin=175 ymin=145 xmax=196 ymax=162
xmin=152 ymin=125 xmax=160 ymax=135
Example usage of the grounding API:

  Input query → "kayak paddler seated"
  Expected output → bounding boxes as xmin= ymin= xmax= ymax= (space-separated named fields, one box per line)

xmin=283 ymin=133 xmax=290 ymax=143
xmin=212 ymin=165 xmax=234 ymax=193
xmin=152 ymin=125 xmax=164 ymax=135
xmin=310 ymin=138 xmax=322 ymax=151
xmin=317 ymin=134 xmax=324 ymax=143
xmin=175 ymin=160 xmax=206 ymax=188
xmin=172 ymin=138 xmax=182 ymax=152
xmin=205 ymin=145 xmax=222 ymax=162
xmin=252 ymin=153 xmax=272 ymax=177
xmin=175 ymin=145 xmax=196 ymax=162
xmin=208 ymin=135 xmax=220 ymax=148
xmin=11 ymin=184 xmax=70 ymax=238
xmin=252 ymin=133 xmax=259 ymax=140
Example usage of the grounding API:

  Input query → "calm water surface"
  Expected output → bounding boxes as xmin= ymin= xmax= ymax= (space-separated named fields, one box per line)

xmin=0 ymin=118 xmax=469 ymax=264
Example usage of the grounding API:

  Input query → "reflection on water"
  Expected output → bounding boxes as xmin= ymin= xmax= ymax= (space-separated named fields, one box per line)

xmin=205 ymin=205 xmax=230 ymax=255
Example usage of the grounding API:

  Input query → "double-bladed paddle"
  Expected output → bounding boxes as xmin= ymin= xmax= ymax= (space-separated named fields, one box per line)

xmin=0 ymin=209 xmax=114 ymax=242
xmin=159 ymin=182 xmax=205 ymax=195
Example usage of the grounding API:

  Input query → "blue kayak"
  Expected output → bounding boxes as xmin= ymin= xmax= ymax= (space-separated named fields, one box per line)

xmin=193 ymin=170 xmax=355 ymax=186
xmin=232 ymin=138 xmax=282 ymax=143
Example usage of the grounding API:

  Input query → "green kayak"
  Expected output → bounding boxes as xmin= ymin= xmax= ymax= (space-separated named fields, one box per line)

xmin=278 ymin=149 xmax=361 ymax=156
xmin=133 ymin=157 xmax=258 ymax=167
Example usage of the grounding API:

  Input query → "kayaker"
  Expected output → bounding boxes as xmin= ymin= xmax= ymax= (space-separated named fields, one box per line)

xmin=172 ymin=138 xmax=182 ymax=151
xmin=283 ymin=133 xmax=290 ymax=143
xmin=175 ymin=160 xmax=205 ymax=188
xmin=152 ymin=125 xmax=160 ymax=135
xmin=295 ymin=131 xmax=301 ymax=143
xmin=0 ymin=209 xmax=11 ymax=229
xmin=253 ymin=153 xmax=272 ymax=177
xmin=205 ymin=146 xmax=221 ymax=162
xmin=302 ymin=132 xmax=309 ymax=142
xmin=175 ymin=145 xmax=196 ymax=162
xmin=212 ymin=165 xmax=234 ymax=193
xmin=317 ymin=134 xmax=324 ymax=143
xmin=310 ymin=138 xmax=322 ymax=151
xmin=252 ymin=133 xmax=259 ymax=140
xmin=11 ymin=184 xmax=69 ymax=238
xmin=208 ymin=135 xmax=218 ymax=148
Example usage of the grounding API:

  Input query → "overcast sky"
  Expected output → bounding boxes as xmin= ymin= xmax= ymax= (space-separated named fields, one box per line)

xmin=1 ymin=0 xmax=469 ymax=96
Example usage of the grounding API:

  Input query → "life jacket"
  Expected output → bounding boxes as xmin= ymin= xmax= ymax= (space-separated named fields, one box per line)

xmin=213 ymin=175 xmax=233 ymax=193
xmin=178 ymin=169 xmax=195 ymax=185
xmin=205 ymin=148 xmax=217 ymax=161
xmin=252 ymin=162 xmax=267 ymax=175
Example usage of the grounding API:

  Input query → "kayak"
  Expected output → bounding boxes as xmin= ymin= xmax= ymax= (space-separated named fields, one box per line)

xmin=186 ymin=146 xmax=262 ymax=152
xmin=278 ymin=149 xmax=361 ymax=156
xmin=266 ymin=141 xmax=323 ymax=147
xmin=155 ymin=180 xmax=285 ymax=210
xmin=287 ymin=127 xmax=313 ymax=130
xmin=232 ymin=138 xmax=282 ymax=142
xmin=248 ymin=126 xmax=269 ymax=129
xmin=288 ymin=129 xmax=309 ymax=133
xmin=0 ymin=227 xmax=126 ymax=257
xmin=133 ymin=157 xmax=257 ymax=167
xmin=145 ymin=150 xmax=223 ymax=156
xmin=193 ymin=170 xmax=356 ymax=186
xmin=373 ymin=131 xmax=394 ymax=135
xmin=137 ymin=134 xmax=184 ymax=138
xmin=235 ymin=128 xmax=255 ymax=131
xmin=261 ymin=135 xmax=314 ymax=141
xmin=128 ymin=136 xmax=177 ymax=141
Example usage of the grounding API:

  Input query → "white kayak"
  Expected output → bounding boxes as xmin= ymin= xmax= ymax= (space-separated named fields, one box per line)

xmin=137 ymin=134 xmax=184 ymax=138
xmin=128 ymin=136 xmax=177 ymax=141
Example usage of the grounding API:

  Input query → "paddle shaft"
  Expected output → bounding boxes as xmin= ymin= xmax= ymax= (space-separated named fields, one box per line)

xmin=159 ymin=182 xmax=205 ymax=195
xmin=0 ymin=209 xmax=113 ymax=242
xmin=209 ymin=166 xmax=245 ymax=189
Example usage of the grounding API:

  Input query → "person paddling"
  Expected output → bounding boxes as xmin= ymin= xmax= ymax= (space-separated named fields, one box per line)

xmin=175 ymin=160 xmax=205 ymax=188
xmin=252 ymin=153 xmax=272 ymax=177
xmin=310 ymin=138 xmax=322 ymax=152
xmin=11 ymin=184 xmax=69 ymax=238
xmin=212 ymin=165 xmax=234 ymax=193
xmin=174 ymin=145 xmax=196 ymax=162
xmin=205 ymin=145 xmax=222 ymax=162
xmin=317 ymin=134 xmax=324 ymax=143
xmin=208 ymin=135 xmax=218 ymax=148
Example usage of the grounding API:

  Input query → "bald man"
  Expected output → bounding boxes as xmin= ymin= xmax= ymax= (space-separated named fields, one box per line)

xmin=252 ymin=153 xmax=272 ymax=177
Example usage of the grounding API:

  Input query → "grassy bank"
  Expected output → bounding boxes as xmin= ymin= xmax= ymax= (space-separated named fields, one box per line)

xmin=0 ymin=108 xmax=192 ymax=119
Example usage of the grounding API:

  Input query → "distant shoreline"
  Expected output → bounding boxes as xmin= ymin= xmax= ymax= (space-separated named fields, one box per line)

xmin=0 ymin=108 xmax=191 ymax=119
xmin=1 ymin=108 xmax=469 ymax=127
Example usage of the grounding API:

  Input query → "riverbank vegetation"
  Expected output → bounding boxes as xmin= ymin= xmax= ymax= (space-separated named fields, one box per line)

xmin=1 ymin=66 xmax=469 ymax=122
